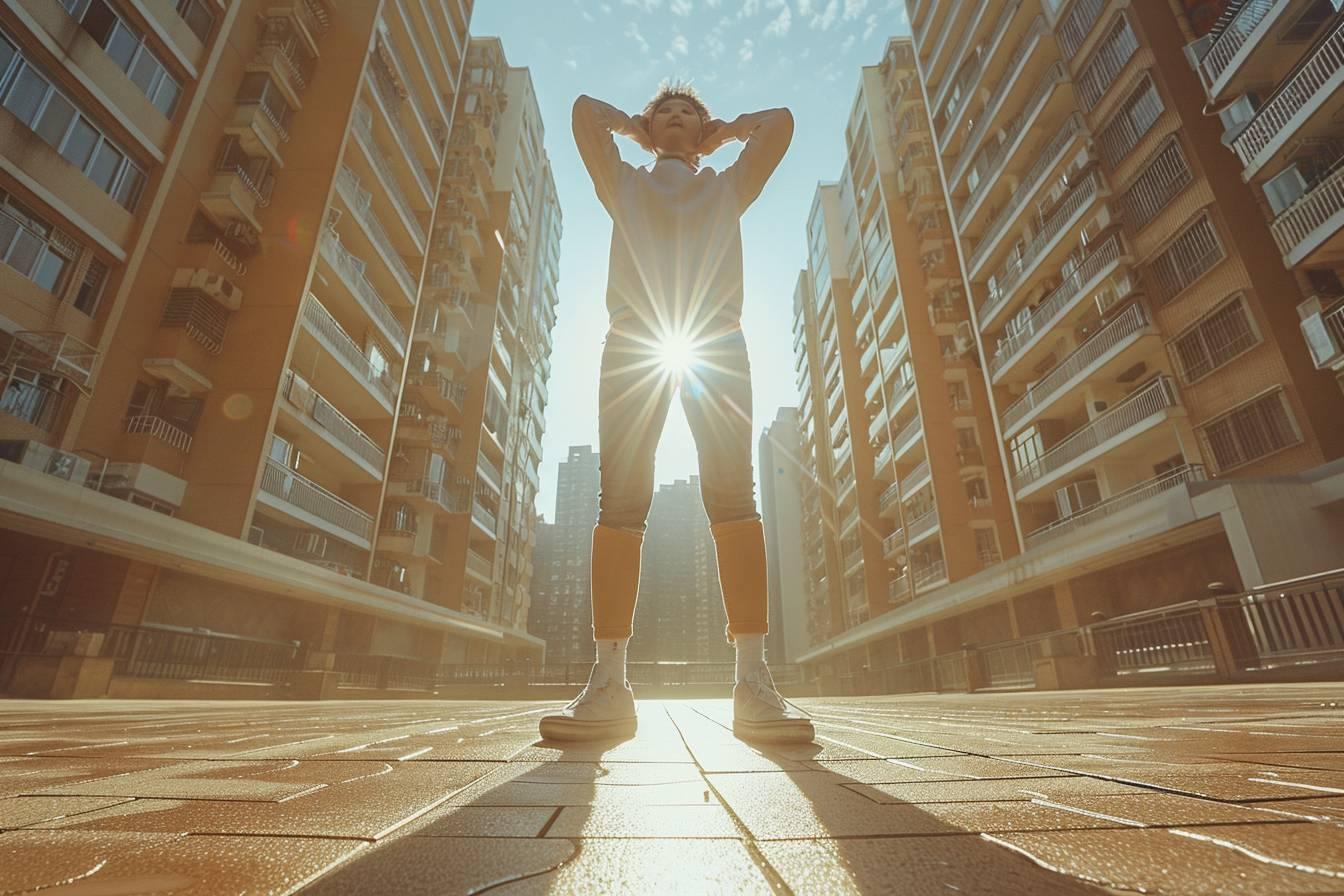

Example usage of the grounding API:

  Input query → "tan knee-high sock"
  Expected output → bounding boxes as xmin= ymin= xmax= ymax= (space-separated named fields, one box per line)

xmin=590 ymin=524 xmax=644 ymax=641
xmin=710 ymin=518 xmax=769 ymax=644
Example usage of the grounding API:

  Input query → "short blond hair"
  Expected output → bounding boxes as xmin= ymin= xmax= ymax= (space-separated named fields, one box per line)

xmin=641 ymin=80 xmax=711 ymax=163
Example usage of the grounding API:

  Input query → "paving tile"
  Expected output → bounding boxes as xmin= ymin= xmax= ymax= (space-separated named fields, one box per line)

xmin=504 ymin=760 xmax=704 ymax=786
xmin=300 ymin=835 xmax=575 ymax=895
xmin=491 ymin=837 xmax=775 ymax=895
xmin=1248 ymin=795 xmax=1344 ymax=821
xmin=757 ymin=836 xmax=1107 ymax=894
xmin=410 ymin=805 xmax=555 ymax=838
xmin=989 ymin=825 xmax=1344 ymax=895
xmin=0 ymin=757 xmax=185 ymax=798
xmin=30 ymin=759 xmax=395 ymax=801
xmin=813 ymin=756 xmax=1071 ymax=784
xmin=662 ymin=704 xmax=809 ymax=772
xmin=0 ymin=829 xmax=185 ymax=892
xmin=0 ymin=795 xmax=134 ymax=828
xmin=1211 ymin=752 xmax=1344 ymax=772
xmin=850 ymin=774 xmax=1147 ymax=805
xmin=1168 ymin=821 xmax=1344 ymax=876
xmin=1105 ymin=770 xmax=1344 ymax=802
xmin=706 ymin=770 xmax=955 ymax=839
xmin=31 ymin=761 xmax=498 ymax=839
xmin=449 ymin=776 xmax=713 ymax=808
xmin=97 ymin=833 xmax=364 ymax=894
xmin=545 ymin=804 xmax=739 ymax=839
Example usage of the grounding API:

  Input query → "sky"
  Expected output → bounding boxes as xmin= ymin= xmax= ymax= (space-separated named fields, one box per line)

xmin=470 ymin=0 xmax=912 ymax=520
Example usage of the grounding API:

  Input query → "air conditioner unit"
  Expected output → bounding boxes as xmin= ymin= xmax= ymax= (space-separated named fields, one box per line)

xmin=0 ymin=440 xmax=91 ymax=484
xmin=1219 ymin=94 xmax=1259 ymax=146
xmin=1183 ymin=35 xmax=1212 ymax=72
xmin=1055 ymin=479 xmax=1102 ymax=517
xmin=1263 ymin=163 xmax=1308 ymax=215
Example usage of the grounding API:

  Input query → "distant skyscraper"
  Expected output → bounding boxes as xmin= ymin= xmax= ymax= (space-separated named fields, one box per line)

xmin=630 ymin=477 xmax=732 ymax=663
xmin=760 ymin=408 xmax=808 ymax=663
xmin=528 ymin=446 xmax=599 ymax=663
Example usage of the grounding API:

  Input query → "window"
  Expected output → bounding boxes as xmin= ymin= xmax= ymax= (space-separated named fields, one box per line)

xmin=1147 ymin=213 xmax=1224 ymax=306
xmin=1170 ymin=294 xmax=1260 ymax=383
xmin=0 ymin=191 xmax=78 ymax=296
xmin=236 ymin=73 xmax=292 ymax=135
xmin=0 ymin=35 xmax=147 ymax=210
xmin=1198 ymin=390 xmax=1301 ymax=473
xmin=64 ymin=1 xmax=182 ymax=116
xmin=1119 ymin=138 xmax=1192 ymax=230
xmin=175 ymin=0 xmax=216 ymax=43
xmin=1098 ymin=76 xmax=1164 ymax=170
xmin=0 ymin=367 xmax=64 ymax=430
xmin=973 ymin=526 xmax=1001 ymax=566
xmin=74 ymin=257 xmax=109 ymax=316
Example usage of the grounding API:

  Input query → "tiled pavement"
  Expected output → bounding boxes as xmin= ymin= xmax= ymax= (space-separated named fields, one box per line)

xmin=0 ymin=685 xmax=1342 ymax=894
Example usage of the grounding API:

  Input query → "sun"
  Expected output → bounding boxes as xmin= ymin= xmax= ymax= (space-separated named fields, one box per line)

xmin=658 ymin=332 xmax=698 ymax=375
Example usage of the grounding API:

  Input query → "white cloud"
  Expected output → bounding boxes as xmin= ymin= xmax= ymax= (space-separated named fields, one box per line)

xmin=739 ymin=37 xmax=754 ymax=62
xmin=666 ymin=33 xmax=689 ymax=61
xmin=706 ymin=30 xmax=726 ymax=57
xmin=764 ymin=5 xmax=792 ymax=36
xmin=620 ymin=0 xmax=662 ymax=11
xmin=705 ymin=0 xmax=721 ymax=6
xmin=670 ymin=0 xmax=693 ymax=14
xmin=842 ymin=0 xmax=866 ymax=20
xmin=565 ymin=58 xmax=579 ymax=69
xmin=862 ymin=12 xmax=878 ymax=38
xmin=624 ymin=21 xmax=650 ymax=53
xmin=738 ymin=0 xmax=760 ymax=18
xmin=840 ymin=33 xmax=855 ymax=52
xmin=808 ymin=0 xmax=838 ymax=29
xmin=797 ymin=0 xmax=813 ymax=13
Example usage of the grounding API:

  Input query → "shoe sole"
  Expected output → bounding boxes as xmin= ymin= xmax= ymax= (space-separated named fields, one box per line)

xmin=538 ymin=715 xmax=638 ymax=742
xmin=733 ymin=718 xmax=816 ymax=745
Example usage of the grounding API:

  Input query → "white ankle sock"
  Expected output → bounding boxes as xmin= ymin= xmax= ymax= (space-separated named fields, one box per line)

xmin=734 ymin=634 xmax=767 ymax=683
xmin=593 ymin=637 xmax=628 ymax=686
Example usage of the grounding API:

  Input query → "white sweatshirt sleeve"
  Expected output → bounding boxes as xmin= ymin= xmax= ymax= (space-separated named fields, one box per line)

xmin=572 ymin=95 xmax=636 ymax=216
xmin=723 ymin=108 xmax=794 ymax=213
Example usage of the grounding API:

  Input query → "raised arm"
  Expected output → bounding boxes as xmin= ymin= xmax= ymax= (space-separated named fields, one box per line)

xmin=720 ymin=107 xmax=794 ymax=211
xmin=571 ymin=95 xmax=644 ymax=214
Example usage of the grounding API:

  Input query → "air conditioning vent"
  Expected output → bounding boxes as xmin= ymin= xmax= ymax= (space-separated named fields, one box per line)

xmin=1183 ymin=35 xmax=1212 ymax=71
xmin=1219 ymin=94 xmax=1258 ymax=146
xmin=1263 ymin=163 xmax=1308 ymax=216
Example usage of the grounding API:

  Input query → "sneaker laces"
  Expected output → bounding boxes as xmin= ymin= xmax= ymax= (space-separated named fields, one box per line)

xmin=742 ymin=666 xmax=787 ymax=711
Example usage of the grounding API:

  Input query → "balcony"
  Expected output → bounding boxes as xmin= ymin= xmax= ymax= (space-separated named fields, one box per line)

xmin=477 ymin=450 xmax=503 ymax=492
xmin=889 ymin=572 xmax=913 ymax=605
xmin=257 ymin=458 xmax=374 ymax=547
xmin=365 ymin=71 xmax=434 ymax=201
xmin=931 ymin=0 xmax=993 ymax=115
xmin=466 ymin=549 xmax=494 ymax=583
xmin=352 ymin=104 xmax=427 ymax=247
xmin=405 ymin=371 xmax=466 ymax=415
xmin=299 ymin=294 xmax=397 ymax=410
xmin=893 ymin=415 xmax=923 ymax=459
xmin=317 ymin=229 xmax=407 ymax=354
xmin=1025 ymin=465 xmax=1206 ymax=549
xmin=1231 ymin=16 xmax=1344 ymax=175
xmin=1301 ymin=297 xmax=1344 ymax=370
xmin=1194 ymin=0 xmax=1282 ymax=99
xmin=938 ymin=0 xmax=1022 ymax=149
xmin=123 ymin=415 xmax=192 ymax=454
xmin=227 ymin=102 xmax=288 ymax=166
xmin=989 ymin=234 xmax=1131 ymax=382
xmin=977 ymin=169 xmax=1105 ymax=330
xmin=879 ymin=481 xmax=901 ymax=517
xmin=951 ymin=15 xmax=1047 ymax=184
xmin=1011 ymin=376 xmax=1182 ymax=496
xmin=906 ymin=506 xmax=940 ymax=545
xmin=201 ymin=165 xmax=271 ymax=234
xmin=883 ymin=527 xmax=904 ymax=558
xmin=1055 ymin=0 xmax=1107 ymax=60
xmin=335 ymin=166 xmax=418 ymax=301
xmin=472 ymin=498 xmax=497 ymax=534
xmin=874 ymin=440 xmax=893 ymax=477
xmin=161 ymin=290 xmax=229 ymax=356
xmin=913 ymin=557 xmax=948 ymax=591
xmin=1271 ymin=159 xmax=1344 ymax=268
xmin=414 ymin=320 xmax=467 ymax=371
xmin=999 ymin=301 xmax=1155 ymax=437
xmin=389 ymin=477 xmax=468 ymax=515
xmin=280 ymin=370 xmax=386 ymax=476
xmin=905 ymin=457 xmax=931 ymax=492
xmin=2 ymin=332 xmax=99 ymax=393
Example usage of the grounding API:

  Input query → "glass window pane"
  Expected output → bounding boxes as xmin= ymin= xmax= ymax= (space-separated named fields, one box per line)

xmin=33 ymin=92 xmax=76 ymax=149
xmin=6 ymin=228 xmax=43 ymax=277
xmin=60 ymin=116 xmax=99 ymax=169
xmin=105 ymin=24 xmax=138 ymax=71
xmin=31 ymin=248 xmax=68 ymax=293
xmin=0 ymin=214 xmax=18 ymax=259
xmin=152 ymin=75 xmax=180 ymax=117
xmin=4 ymin=66 xmax=51 ymax=126
xmin=88 ymin=141 xmax=123 ymax=191
xmin=0 ymin=36 xmax=17 ymax=83
xmin=113 ymin=163 xmax=145 ymax=210
xmin=128 ymin=50 xmax=158 ymax=93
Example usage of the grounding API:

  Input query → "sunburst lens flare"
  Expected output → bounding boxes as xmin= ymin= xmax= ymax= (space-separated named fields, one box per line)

xmin=657 ymin=333 xmax=698 ymax=375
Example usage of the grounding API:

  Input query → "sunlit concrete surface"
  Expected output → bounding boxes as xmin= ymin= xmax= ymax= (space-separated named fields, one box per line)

xmin=1 ymin=685 xmax=1342 ymax=894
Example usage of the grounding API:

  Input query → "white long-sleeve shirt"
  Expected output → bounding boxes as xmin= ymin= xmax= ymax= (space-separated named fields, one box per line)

xmin=573 ymin=99 xmax=791 ymax=336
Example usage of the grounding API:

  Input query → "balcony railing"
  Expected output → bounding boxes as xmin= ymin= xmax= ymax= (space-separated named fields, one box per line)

xmin=352 ymin=104 xmax=426 ymax=246
xmin=1025 ymin=464 xmax=1206 ymax=548
xmin=905 ymin=457 xmax=930 ymax=488
xmin=1271 ymin=158 xmax=1344 ymax=262
xmin=978 ymin=169 xmax=1102 ymax=326
xmin=952 ymin=15 xmax=1046 ymax=182
xmin=367 ymin=66 xmax=434 ymax=198
xmin=1304 ymin=300 xmax=1344 ymax=368
xmin=883 ymin=527 xmax=904 ymax=557
xmin=931 ymin=0 xmax=995 ymax=115
xmin=259 ymin=458 xmax=374 ymax=543
xmin=317 ymin=230 xmax=407 ymax=352
xmin=467 ymin=549 xmax=493 ymax=580
xmin=3 ymin=332 xmax=98 ymax=392
xmin=472 ymin=499 xmax=497 ymax=533
xmin=1055 ymin=0 xmax=1107 ymax=59
xmin=889 ymin=572 xmax=912 ymax=604
xmin=913 ymin=556 xmax=947 ymax=589
xmin=301 ymin=294 xmax=397 ymax=406
xmin=1011 ymin=376 xmax=1180 ymax=492
xmin=282 ymin=371 xmax=386 ymax=471
xmin=907 ymin=506 xmax=939 ymax=541
xmin=894 ymin=415 xmax=923 ymax=454
xmin=1000 ymin=301 xmax=1150 ymax=433
xmin=967 ymin=103 xmax=1078 ymax=268
xmin=395 ymin=477 xmax=468 ymax=515
xmin=1197 ymin=0 xmax=1275 ymax=90
xmin=939 ymin=0 xmax=1021 ymax=146
xmin=879 ymin=481 xmax=901 ymax=513
xmin=991 ymin=235 xmax=1128 ymax=378
xmin=477 ymin=450 xmax=502 ymax=489
xmin=124 ymin=415 xmax=192 ymax=453
xmin=1233 ymin=17 xmax=1344 ymax=168
xmin=335 ymin=166 xmax=418 ymax=298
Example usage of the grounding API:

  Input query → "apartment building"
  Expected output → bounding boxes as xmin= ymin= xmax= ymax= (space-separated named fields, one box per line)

xmin=1181 ymin=3 xmax=1344 ymax=392
xmin=376 ymin=37 xmax=561 ymax=639
xmin=528 ymin=445 xmax=600 ymax=664
xmin=0 ymin=1 xmax=551 ymax=698
xmin=793 ymin=18 xmax=1344 ymax=682
xmin=628 ymin=477 xmax=732 ymax=664
xmin=758 ymin=407 xmax=808 ymax=663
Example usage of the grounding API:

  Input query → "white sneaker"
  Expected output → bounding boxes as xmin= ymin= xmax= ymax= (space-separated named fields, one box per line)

xmin=539 ymin=668 xmax=637 ymax=741
xmin=732 ymin=666 xmax=814 ymax=744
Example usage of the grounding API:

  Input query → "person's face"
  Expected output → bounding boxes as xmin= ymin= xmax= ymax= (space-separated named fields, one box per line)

xmin=649 ymin=97 xmax=702 ymax=156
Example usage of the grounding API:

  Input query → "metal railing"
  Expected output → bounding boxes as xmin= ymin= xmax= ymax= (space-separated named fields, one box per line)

xmin=1197 ymin=0 xmax=1276 ymax=89
xmin=318 ymin=230 xmax=407 ymax=352
xmin=466 ymin=550 xmax=493 ymax=580
xmin=367 ymin=66 xmax=434 ymax=198
xmin=1271 ymin=157 xmax=1344 ymax=260
xmin=259 ymin=458 xmax=375 ymax=543
xmin=979 ymin=169 xmax=1102 ymax=326
xmin=879 ymin=481 xmax=901 ymax=513
xmin=952 ymin=15 xmax=1046 ymax=182
xmin=894 ymin=415 xmax=923 ymax=454
xmin=123 ymin=415 xmax=193 ymax=453
xmin=1055 ymin=0 xmax=1107 ymax=59
xmin=301 ymin=294 xmax=398 ymax=406
xmin=1234 ymin=17 xmax=1344 ymax=167
xmin=1075 ymin=16 xmax=1138 ymax=111
xmin=161 ymin=290 xmax=229 ymax=355
xmin=981 ymin=630 xmax=1085 ymax=689
xmin=907 ymin=506 xmax=939 ymax=542
xmin=1011 ymin=375 xmax=1179 ymax=492
xmin=939 ymin=0 xmax=1021 ymax=148
xmin=914 ymin=556 xmax=947 ymax=590
xmin=990 ymin=234 xmax=1126 ymax=377
xmin=905 ymin=457 xmax=930 ymax=488
xmin=476 ymin=450 xmax=502 ymax=489
xmin=1091 ymin=601 xmax=1216 ymax=677
xmin=1306 ymin=301 xmax=1344 ymax=367
xmin=472 ymin=498 xmax=497 ymax=533
xmin=335 ymin=166 xmax=418 ymax=299
xmin=1001 ymin=301 xmax=1150 ymax=433
xmin=931 ymin=0 xmax=995 ymax=115
xmin=1025 ymin=464 xmax=1205 ymax=548
xmin=395 ymin=477 xmax=468 ymax=515
xmin=282 ymin=371 xmax=386 ymax=471
xmin=352 ymin=104 xmax=426 ymax=245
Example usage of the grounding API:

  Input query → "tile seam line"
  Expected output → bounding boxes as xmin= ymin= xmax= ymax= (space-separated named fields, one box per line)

xmin=665 ymin=704 xmax=795 ymax=896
